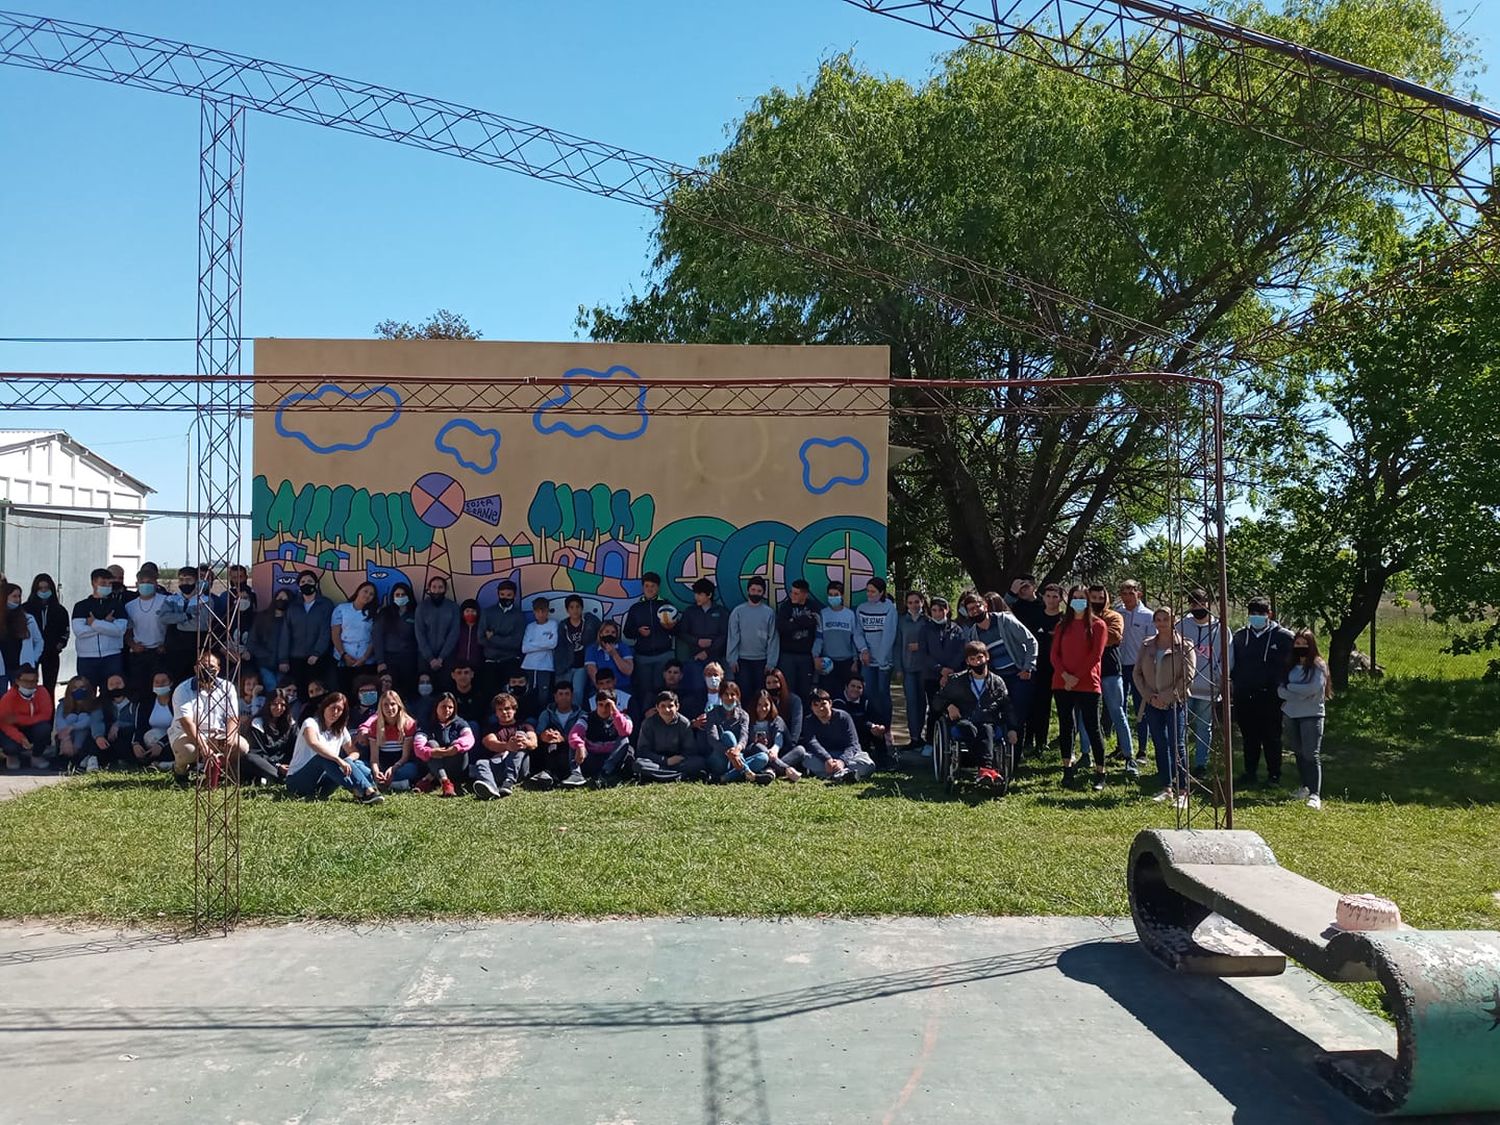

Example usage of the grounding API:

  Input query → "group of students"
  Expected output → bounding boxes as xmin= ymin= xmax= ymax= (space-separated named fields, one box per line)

xmin=0 ymin=561 xmax=1333 ymax=810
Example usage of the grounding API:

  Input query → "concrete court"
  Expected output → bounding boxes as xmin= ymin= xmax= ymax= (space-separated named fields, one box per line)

xmin=0 ymin=916 xmax=1454 ymax=1125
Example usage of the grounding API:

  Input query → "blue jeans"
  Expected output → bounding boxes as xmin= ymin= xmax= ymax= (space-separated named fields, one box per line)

xmin=287 ymin=754 xmax=375 ymax=798
xmin=580 ymin=738 xmax=632 ymax=780
xmin=1145 ymin=703 xmax=1186 ymax=789
xmin=901 ymin=671 xmax=927 ymax=746
xmin=1077 ymin=673 xmax=1136 ymax=766
xmin=998 ymin=670 xmax=1031 ymax=759
xmin=258 ymin=665 xmax=280 ymax=692
xmin=715 ymin=742 xmax=771 ymax=781
xmin=76 ymin=653 xmax=124 ymax=694
xmin=1184 ymin=696 xmax=1215 ymax=769
xmin=861 ymin=663 xmax=892 ymax=728
xmin=1121 ymin=665 xmax=1147 ymax=754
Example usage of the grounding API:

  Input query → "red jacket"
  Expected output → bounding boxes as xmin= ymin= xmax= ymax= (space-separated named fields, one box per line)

xmin=0 ymin=685 xmax=55 ymax=743
xmin=1050 ymin=616 xmax=1107 ymax=693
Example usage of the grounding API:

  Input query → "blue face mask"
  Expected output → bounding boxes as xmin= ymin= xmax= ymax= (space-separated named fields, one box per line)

xmin=1069 ymin=598 xmax=1088 ymax=613
xmin=417 ymin=682 xmax=433 ymax=696
xmin=138 ymin=582 xmax=156 ymax=597
xmin=36 ymin=589 xmax=52 ymax=600
xmin=393 ymin=594 xmax=410 ymax=607
xmin=1248 ymin=614 xmax=1268 ymax=629
xmin=359 ymin=691 xmax=378 ymax=706
xmin=827 ymin=595 xmax=843 ymax=608
xmin=71 ymin=688 xmax=90 ymax=701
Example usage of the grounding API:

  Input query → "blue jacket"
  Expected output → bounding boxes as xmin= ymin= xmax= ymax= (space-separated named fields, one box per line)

xmin=855 ymin=598 xmax=899 ymax=669
xmin=817 ymin=606 xmax=862 ymax=661
xmin=415 ymin=596 xmax=461 ymax=666
xmin=802 ymin=708 xmax=862 ymax=764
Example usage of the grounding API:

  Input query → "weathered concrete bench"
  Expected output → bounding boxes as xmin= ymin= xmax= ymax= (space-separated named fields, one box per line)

xmin=1128 ymin=828 xmax=1500 ymax=1117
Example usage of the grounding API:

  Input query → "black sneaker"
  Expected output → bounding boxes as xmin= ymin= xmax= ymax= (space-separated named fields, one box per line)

xmin=1092 ymin=774 xmax=1106 ymax=792
xmin=358 ymin=790 xmax=385 ymax=805
xmin=753 ymin=770 xmax=775 ymax=785
xmin=526 ymin=770 xmax=555 ymax=791
xmin=473 ymin=779 xmax=499 ymax=801
xmin=496 ymin=782 xmax=513 ymax=798
xmin=562 ymin=767 xmax=586 ymax=788
xmin=172 ymin=770 xmax=193 ymax=789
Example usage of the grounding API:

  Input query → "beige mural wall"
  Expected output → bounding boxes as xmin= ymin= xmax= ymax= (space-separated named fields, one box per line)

xmin=251 ymin=339 xmax=888 ymax=616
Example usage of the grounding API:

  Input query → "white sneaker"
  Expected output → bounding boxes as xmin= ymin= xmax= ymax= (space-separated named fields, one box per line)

xmin=1306 ymin=794 xmax=1322 ymax=810
xmin=1174 ymin=793 xmax=1189 ymax=810
xmin=81 ymin=755 xmax=100 ymax=774
xmin=154 ymin=760 xmax=175 ymax=772
xmin=1152 ymin=789 xmax=1172 ymax=802
xmin=1289 ymin=786 xmax=1310 ymax=800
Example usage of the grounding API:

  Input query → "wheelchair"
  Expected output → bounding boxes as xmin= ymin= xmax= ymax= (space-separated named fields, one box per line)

xmin=931 ymin=717 xmax=1010 ymax=797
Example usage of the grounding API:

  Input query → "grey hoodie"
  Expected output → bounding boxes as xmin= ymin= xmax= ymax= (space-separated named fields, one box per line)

xmin=1278 ymin=663 xmax=1327 ymax=719
xmin=1177 ymin=614 xmax=1223 ymax=701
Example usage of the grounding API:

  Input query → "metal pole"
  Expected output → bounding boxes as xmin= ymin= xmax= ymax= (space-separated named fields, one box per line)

xmin=1211 ymin=382 xmax=1234 ymax=830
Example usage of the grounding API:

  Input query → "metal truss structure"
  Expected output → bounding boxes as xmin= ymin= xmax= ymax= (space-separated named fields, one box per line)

xmin=7 ymin=0 xmax=1476 ymax=922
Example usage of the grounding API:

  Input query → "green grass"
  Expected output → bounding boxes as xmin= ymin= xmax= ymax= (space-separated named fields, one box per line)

xmin=0 ymin=609 xmax=1494 ymax=928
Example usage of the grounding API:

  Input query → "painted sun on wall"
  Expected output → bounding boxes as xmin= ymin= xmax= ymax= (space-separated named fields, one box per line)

xmin=252 ymin=340 xmax=889 ymax=616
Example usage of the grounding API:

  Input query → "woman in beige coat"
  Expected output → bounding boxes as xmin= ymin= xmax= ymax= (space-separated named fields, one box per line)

xmin=1133 ymin=607 xmax=1196 ymax=808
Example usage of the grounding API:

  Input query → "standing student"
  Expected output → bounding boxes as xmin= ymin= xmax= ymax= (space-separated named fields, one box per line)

xmin=453 ymin=599 xmax=486 ymax=671
xmin=373 ymin=582 xmax=419 ymax=697
xmin=1051 ymin=584 xmax=1108 ymax=790
xmin=585 ymin=622 xmax=635 ymax=694
xmin=1078 ymin=583 xmax=1136 ymax=776
xmin=248 ymin=590 xmax=291 ymax=692
xmin=164 ymin=566 xmax=214 ymax=686
xmin=1027 ymin=584 xmax=1065 ymax=758
xmin=677 ymin=579 xmax=728 ymax=695
xmin=960 ymin=590 xmax=1037 ymax=763
xmin=72 ymin=568 xmax=128 ymax=694
xmin=774 ymin=579 xmax=821 ymax=703
xmin=919 ymin=597 xmax=966 ymax=754
xmin=1009 ymin=575 xmax=1046 ymax=635
xmin=896 ymin=590 xmax=929 ymax=753
xmin=330 ymin=581 xmax=378 ymax=698
xmin=1178 ymin=589 xmax=1224 ymax=777
xmin=727 ymin=576 xmax=778 ymax=703
xmin=415 ymin=576 xmax=460 ymax=686
xmin=856 ymin=578 xmax=898 ymax=730
xmin=24 ymin=574 xmax=69 ymax=697
xmin=124 ymin=568 xmax=176 ymax=700
xmin=623 ymin=572 xmax=676 ymax=702
xmin=479 ymin=579 xmax=525 ymax=697
xmin=1279 ymin=629 xmax=1330 ymax=810
xmin=1134 ymin=607 xmax=1194 ymax=808
xmin=1115 ymin=580 xmax=1155 ymax=754
xmin=817 ymin=581 xmax=863 ymax=689
xmin=553 ymin=595 xmax=599 ymax=702
xmin=520 ymin=597 xmax=559 ymax=712
xmin=284 ymin=692 xmax=382 ymax=804
xmin=280 ymin=571 xmax=335 ymax=693
xmin=0 ymin=583 xmax=43 ymax=694
xmin=1230 ymin=595 xmax=1295 ymax=787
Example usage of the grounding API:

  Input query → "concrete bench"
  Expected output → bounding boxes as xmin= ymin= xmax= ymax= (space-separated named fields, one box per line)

xmin=1128 ymin=828 xmax=1500 ymax=1117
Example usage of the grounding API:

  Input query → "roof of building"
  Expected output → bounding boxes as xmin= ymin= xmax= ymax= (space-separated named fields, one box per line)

xmin=0 ymin=429 xmax=156 ymax=496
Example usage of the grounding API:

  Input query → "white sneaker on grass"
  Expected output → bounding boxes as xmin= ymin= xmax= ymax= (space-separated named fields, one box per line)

xmin=1289 ymin=786 xmax=1310 ymax=800
xmin=1306 ymin=794 xmax=1322 ymax=810
xmin=1173 ymin=793 xmax=1189 ymax=811
xmin=1152 ymin=789 xmax=1172 ymax=802
xmin=81 ymin=755 xmax=99 ymax=774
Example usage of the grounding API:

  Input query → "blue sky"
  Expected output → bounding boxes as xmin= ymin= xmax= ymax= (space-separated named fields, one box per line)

xmin=1 ymin=0 xmax=1496 ymax=563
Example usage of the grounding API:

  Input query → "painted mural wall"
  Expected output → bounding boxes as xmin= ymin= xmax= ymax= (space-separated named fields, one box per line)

xmin=251 ymin=340 xmax=888 ymax=617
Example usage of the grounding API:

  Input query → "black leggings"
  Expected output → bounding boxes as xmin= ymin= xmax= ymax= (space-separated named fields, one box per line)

xmin=1056 ymin=689 xmax=1105 ymax=770
xmin=953 ymin=719 xmax=997 ymax=771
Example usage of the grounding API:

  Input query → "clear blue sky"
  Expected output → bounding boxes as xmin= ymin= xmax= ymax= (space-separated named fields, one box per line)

xmin=1 ymin=0 xmax=1495 ymax=564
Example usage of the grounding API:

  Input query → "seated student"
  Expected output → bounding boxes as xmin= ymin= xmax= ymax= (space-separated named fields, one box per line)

xmin=359 ymin=689 xmax=424 ymax=791
xmin=169 ymin=654 xmax=248 ymax=787
xmin=763 ymin=668 xmax=804 ymax=758
xmin=935 ymin=641 xmax=1020 ymax=789
xmin=238 ymin=669 xmax=265 ymax=721
xmin=242 ymin=687 xmax=296 ymax=785
xmin=747 ymin=689 xmax=798 ymax=781
xmin=100 ymin=673 xmax=137 ymax=769
xmin=585 ymin=621 xmax=634 ymax=695
xmin=683 ymin=660 xmax=725 ymax=750
xmin=447 ymin=662 xmax=486 ymax=726
xmin=350 ymin=674 xmax=381 ymax=729
xmin=409 ymin=670 xmax=437 ymax=729
xmin=587 ymin=666 xmax=632 ymax=717
xmin=418 ymin=691 xmax=473 ymax=797
xmin=634 ymin=690 xmax=710 ymax=782
xmin=530 ymin=680 xmax=587 ymax=789
xmin=472 ymin=692 xmax=536 ymax=800
xmin=566 ymin=688 xmax=633 ymax=785
xmin=707 ymin=681 xmax=768 ymax=783
xmin=796 ymin=689 xmax=877 ymax=784
xmin=833 ymin=673 xmax=891 ymax=766
xmin=0 ymin=664 xmax=53 ymax=770
xmin=284 ymin=692 xmax=383 ymax=804
xmin=131 ymin=671 xmax=177 ymax=770
xmin=296 ymin=677 xmax=329 ymax=724
xmin=52 ymin=674 xmax=107 ymax=773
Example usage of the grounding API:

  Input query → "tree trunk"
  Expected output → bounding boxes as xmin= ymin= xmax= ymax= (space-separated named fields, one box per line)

xmin=1327 ymin=566 xmax=1393 ymax=691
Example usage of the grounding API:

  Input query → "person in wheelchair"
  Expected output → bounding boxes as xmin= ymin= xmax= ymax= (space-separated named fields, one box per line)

xmin=936 ymin=641 xmax=1020 ymax=790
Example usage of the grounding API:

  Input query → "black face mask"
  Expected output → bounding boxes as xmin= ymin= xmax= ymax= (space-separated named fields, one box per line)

xmin=599 ymin=635 xmax=617 ymax=645
xmin=300 ymin=585 xmax=316 ymax=597
xmin=1293 ymin=648 xmax=1310 ymax=659
xmin=108 ymin=688 xmax=127 ymax=699
xmin=273 ymin=601 xmax=289 ymax=613
xmin=967 ymin=662 xmax=987 ymax=675
xmin=747 ymin=592 xmax=763 ymax=603
xmin=499 ymin=596 xmax=515 ymax=608
xmin=1191 ymin=607 xmax=1210 ymax=620
xmin=968 ymin=608 xmax=985 ymax=621
xmin=179 ymin=581 xmax=197 ymax=594
xmin=429 ymin=592 xmax=446 ymax=604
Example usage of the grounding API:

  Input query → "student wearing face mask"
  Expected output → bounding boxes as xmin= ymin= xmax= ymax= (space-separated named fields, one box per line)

xmin=896 ymin=589 xmax=930 ymax=755
xmin=937 ymin=641 xmax=1020 ymax=790
xmin=279 ymin=570 xmax=336 ymax=693
xmin=1230 ymin=595 xmax=1295 ymax=788
xmin=960 ymin=590 xmax=1038 ymax=764
xmin=1027 ymin=584 xmax=1066 ymax=759
xmin=70 ymin=568 xmax=128 ymax=697
xmin=123 ymin=565 xmax=176 ymax=701
xmin=727 ymin=576 xmax=779 ymax=703
xmin=1052 ymin=584 xmax=1109 ymax=790
xmin=0 ymin=583 xmax=43 ymax=695
xmin=918 ymin=597 xmax=966 ymax=756
xmin=817 ymin=581 xmax=863 ymax=690
xmin=168 ymin=655 xmax=247 ymax=787
xmin=479 ymin=579 xmax=526 ymax=698
xmin=373 ymin=582 xmax=419 ymax=697
xmin=586 ymin=622 xmax=635 ymax=695
xmin=1279 ymin=629 xmax=1331 ymax=810
xmin=249 ymin=589 xmax=293 ymax=692
xmin=24 ymin=573 xmax=69 ymax=697
xmin=416 ymin=576 xmax=461 ymax=687
xmin=1075 ymin=584 xmax=1136 ymax=777
xmin=453 ymin=597 xmax=486 ymax=671
xmin=164 ymin=566 xmax=214 ymax=687
xmin=1177 ymin=589 xmax=1224 ymax=778
xmin=0 ymin=665 xmax=53 ymax=771
xmin=131 ymin=671 xmax=178 ymax=770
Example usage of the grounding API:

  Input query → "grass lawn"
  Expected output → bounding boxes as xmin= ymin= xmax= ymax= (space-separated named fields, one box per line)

xmin=0 ymin=608 xmax=1495 ymax=928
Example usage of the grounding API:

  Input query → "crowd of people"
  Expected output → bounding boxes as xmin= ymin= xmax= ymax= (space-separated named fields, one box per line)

xmin=0 ymin=563 xmax=1332 ymax=810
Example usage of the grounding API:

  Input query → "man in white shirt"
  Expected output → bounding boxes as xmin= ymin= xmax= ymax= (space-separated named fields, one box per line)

xmin=125 ymin=565 xmax=182 ymax=699
xmin=1115 ymin=579 xmax=1156 ymax=751
xmin=168 ymin=653 xmax=246 ymax=787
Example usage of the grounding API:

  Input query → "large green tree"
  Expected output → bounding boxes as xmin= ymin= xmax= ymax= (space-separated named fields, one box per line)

xmin=581 ymin=0 xmax=1465 ymax=592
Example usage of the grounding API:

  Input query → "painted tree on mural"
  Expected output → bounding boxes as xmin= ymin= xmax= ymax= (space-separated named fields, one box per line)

xmin=526 ymin=482 xmax=660 ymax=561
xmin=252 ymin=477 xmax=437 ymax=564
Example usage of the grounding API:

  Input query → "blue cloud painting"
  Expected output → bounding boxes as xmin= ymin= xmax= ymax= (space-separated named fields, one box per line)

xmin=435 ymin=419 xmax=502 ymax=474
xmin=532 ymin=365 xmax=649 ymax=441
xmin=800 ymin=436 xmax=871 ymax=495
xmin=275 ymin=383 xmax=403 ymax=455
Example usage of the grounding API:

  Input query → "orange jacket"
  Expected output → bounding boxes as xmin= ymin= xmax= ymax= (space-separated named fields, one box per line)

xmin=1050 ymin=616 xmax=1107 ymax=694
xmin=0 ymin=685 xmax=55 ymax=743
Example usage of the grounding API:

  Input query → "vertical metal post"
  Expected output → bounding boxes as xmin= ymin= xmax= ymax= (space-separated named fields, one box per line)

xmin=193 ymin=97 xmax=245 ymax=934
xmin=1210 ymin=382 xmax=1234 ymax=830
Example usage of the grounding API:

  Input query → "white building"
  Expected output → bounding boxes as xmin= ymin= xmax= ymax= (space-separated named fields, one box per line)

xmin=0 ymin=429 xmax=153 ymax=586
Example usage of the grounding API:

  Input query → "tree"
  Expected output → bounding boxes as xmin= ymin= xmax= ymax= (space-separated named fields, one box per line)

xmin=527 ymin=482 xmax=564 ymax=558
xmin=251 ymin=476 xmax=275 ymax=540
xmin=307 ymin=485 xmax=333 ymax=553
xmin=581 ymin=2 xmax=1468 ymax=592
xmin=266 ymin=479 xmax=296 ymax=538
xmin=1232 ymin=232 xmax=1500 ymax=688
xmin=373 ymin=309 xmax=482 ymax=340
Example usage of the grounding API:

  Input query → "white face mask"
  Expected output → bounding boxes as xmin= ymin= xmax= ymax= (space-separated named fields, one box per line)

xmin=705 ymin=675 xmax=722 ymax=690
xmin=237 ymin=596 xmax=252 ymax=611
